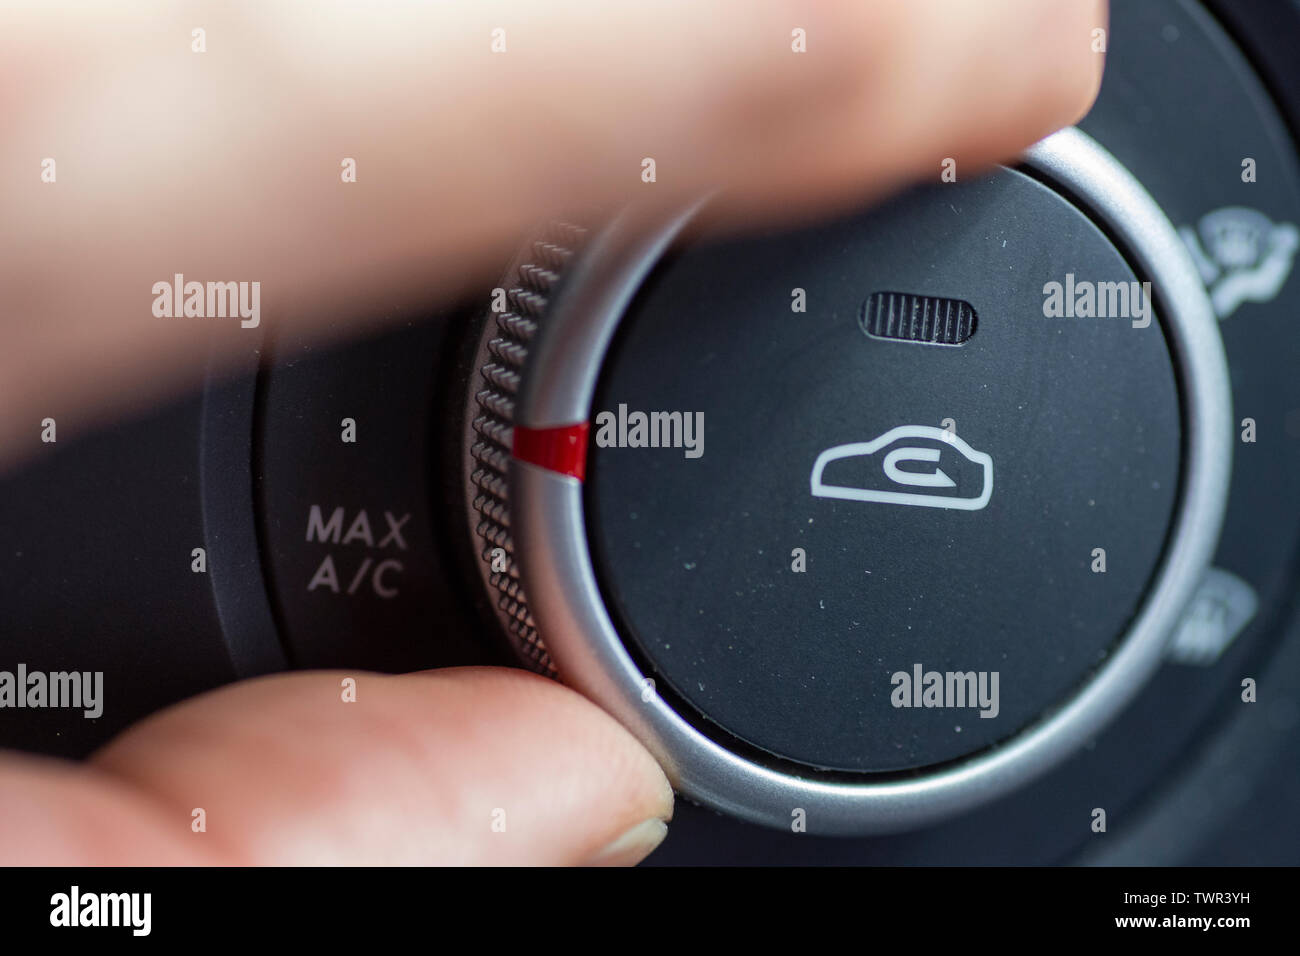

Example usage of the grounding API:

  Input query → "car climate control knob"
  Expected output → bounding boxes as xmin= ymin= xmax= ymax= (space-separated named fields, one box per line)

xmin=459 ymin=127 xmax=1232 ymax=834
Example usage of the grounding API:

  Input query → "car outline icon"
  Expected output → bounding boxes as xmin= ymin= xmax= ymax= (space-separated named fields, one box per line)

xmin=809 ymin=425 xmax=994 ymax=511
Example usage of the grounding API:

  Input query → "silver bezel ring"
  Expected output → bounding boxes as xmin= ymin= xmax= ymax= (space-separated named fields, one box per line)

xmin=509 ymin=127 xmax=1233 ymax=835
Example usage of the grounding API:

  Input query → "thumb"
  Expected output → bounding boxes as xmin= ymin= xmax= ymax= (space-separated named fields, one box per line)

xmin=0 ymin=667 xmax=674 ymax=866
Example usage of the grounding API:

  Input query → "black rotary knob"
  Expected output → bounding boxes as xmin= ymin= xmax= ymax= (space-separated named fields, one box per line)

xmin=460 ymin=128 xmax=1231 ymax=834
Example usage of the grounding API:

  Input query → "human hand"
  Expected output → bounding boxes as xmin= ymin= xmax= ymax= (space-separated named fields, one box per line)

xmin=0 ymin=0 xmax=1105 ymax=865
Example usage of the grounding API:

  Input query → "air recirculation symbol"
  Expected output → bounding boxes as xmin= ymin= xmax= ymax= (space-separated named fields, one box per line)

xmin=862 ymin=292 xmax=977 ymax=346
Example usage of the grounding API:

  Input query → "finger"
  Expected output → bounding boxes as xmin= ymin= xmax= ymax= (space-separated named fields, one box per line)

xmin=1 ymin=0 xmax=1106 ymax=460
xmin=0 ymin=667 xmax=674 ymax=865
xmin=0 ymin=753 xmax=211 ymax=866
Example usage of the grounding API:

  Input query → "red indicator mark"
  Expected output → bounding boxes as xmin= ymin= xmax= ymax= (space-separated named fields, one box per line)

xmin=512 ymin=422 xmax=590 ymax=481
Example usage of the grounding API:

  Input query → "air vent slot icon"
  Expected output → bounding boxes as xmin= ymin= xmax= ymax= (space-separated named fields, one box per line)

xmin=861 ymin=292 xmax=977 ymax=346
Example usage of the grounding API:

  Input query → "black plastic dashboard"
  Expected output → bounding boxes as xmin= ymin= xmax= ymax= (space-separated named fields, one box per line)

xmin=1 ymin=0 xmax=1298 ymax=865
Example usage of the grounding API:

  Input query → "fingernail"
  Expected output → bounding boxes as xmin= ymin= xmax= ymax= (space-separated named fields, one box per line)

xmin=582 ymin=818 xmax=668 ymax=867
